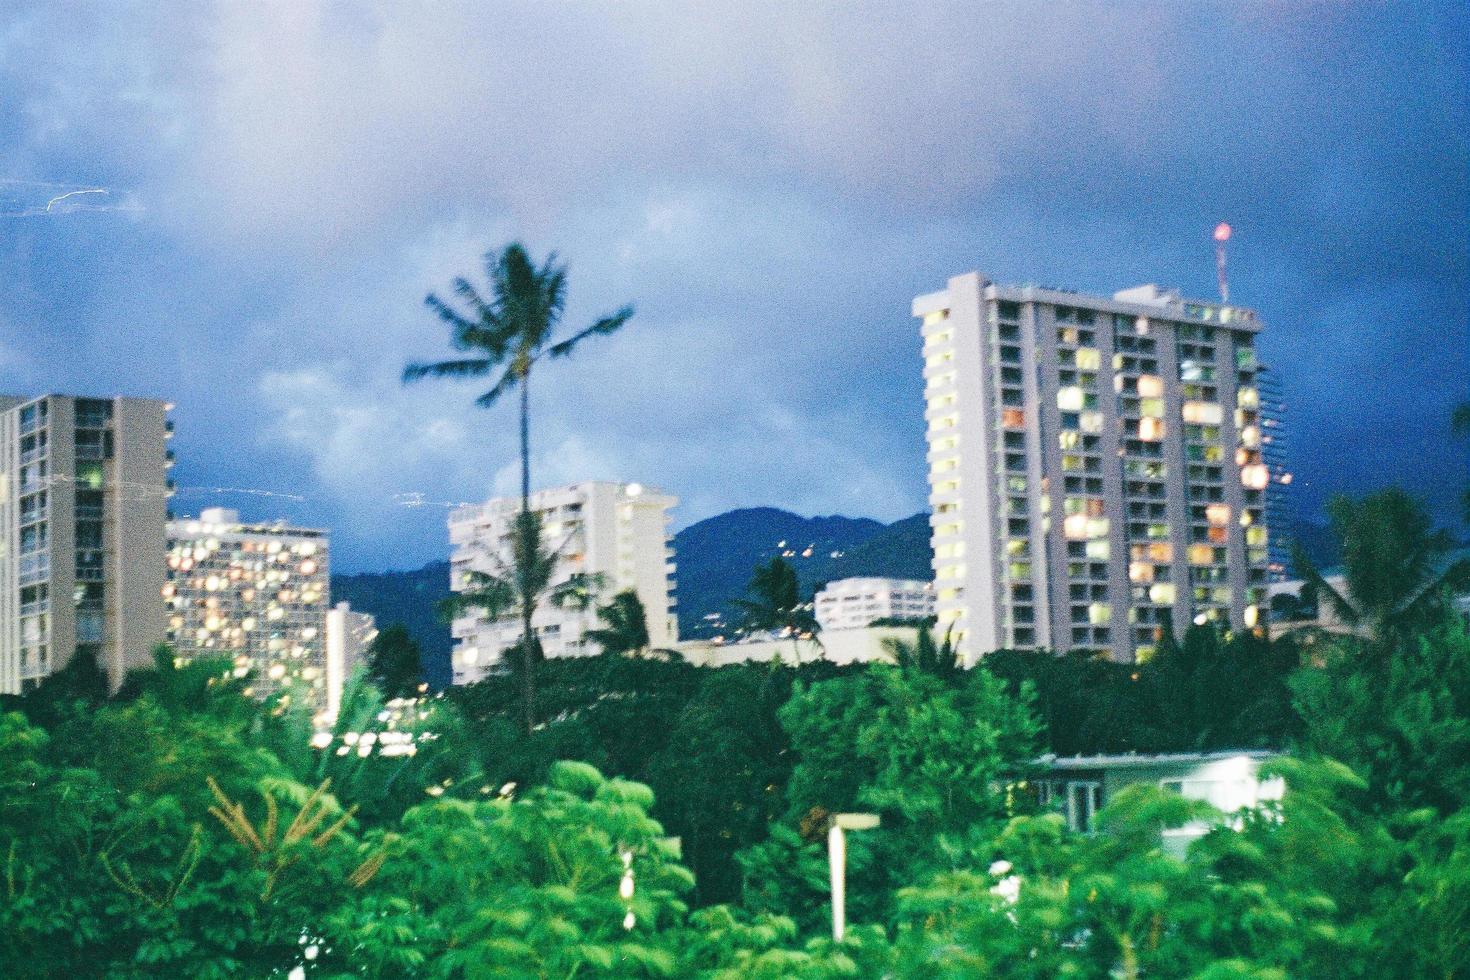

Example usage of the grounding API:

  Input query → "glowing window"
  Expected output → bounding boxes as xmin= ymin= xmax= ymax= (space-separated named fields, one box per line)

xmin=1237 ymin=387 xmax=1259 ymax=409
xmin=1080 ymin=411 xmax=1105 ymax=434
xmin=1002 ymin=407 xmax=1025 ymax=428
xmin=1059 ymin=431 xmax=1080 ymax=450
xmin=925 ymin=328 xmax=953 ymax=347
xmin=1188 ymin=544 xmax=1214 ymax=565
xmin=1062 ymin=454 xmax=1083 ymax=472
xmin=1085 ymin=540 xmax=1109 ymax=560
xmin=1089 ymin=603 xmax=1112 ymax=625
xmin=1139 ymin=417 xmax=1165 ymax=441
xmin=1246 ymin=526 xmax=1268 ymax=547
xmin=1137 ymin=375 xmax=1164 ymax=398
xmin=1139 ymin=398 xmax=1165 ymax=417
xmin=1087 ymin=517 xmax=1110 ymax=539
xmin=1241 ymin=464 xmax=1269 ymax=490
xmin=1064 ymin=514 xmax=1089 ymax=540
xmin=1182 ymin=401 xmax=1223 ymax=425
xmin=1130 ymin=562 xmax=1155 ymax=583
xmin=1240 ymin=425 xmax=1260 ymax=448
xmin=1205 ymin=504 xmax=1231 ymax=526
xmin=923 ymin=310 xmax=949 ymax=326
xmin=1058 ymin=387 xmax=1084 ymax=411
xmin=1149 ymin=583 xmax=1176 ymax=604
xmin=1075 ymin=348 xmax=1101 ymax=370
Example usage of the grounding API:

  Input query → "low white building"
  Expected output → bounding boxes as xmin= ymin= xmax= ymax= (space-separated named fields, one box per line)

xmin=325 ymin=601 xmax=378 ymax=721
xmin=448 ymin=481 xmax=677 ymax=684
xmin=677 ymin=624 xmax=919 ymax=667
xmin=814 ymin=577 xmax=934 ymax=631
xmin=1035 ymin=750 xmax=1284 ymax=854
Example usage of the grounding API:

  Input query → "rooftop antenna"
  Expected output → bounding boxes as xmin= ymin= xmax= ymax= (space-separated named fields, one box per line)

xmin=1213 ymin=222 xmax=1231 ymax=303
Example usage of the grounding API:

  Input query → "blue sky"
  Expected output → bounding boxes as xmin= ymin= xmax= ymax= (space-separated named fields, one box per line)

xmin=1 ymin=2 xmax=1465 ymax=571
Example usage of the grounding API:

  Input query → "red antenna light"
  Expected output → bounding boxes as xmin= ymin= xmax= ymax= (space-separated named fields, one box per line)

xmin=1214 ymin=222 xmax=1232 ymax=302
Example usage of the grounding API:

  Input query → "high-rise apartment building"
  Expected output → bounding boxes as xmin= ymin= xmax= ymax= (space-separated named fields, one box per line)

xmin=0 ymin=394 xmax=172 ymax=693
xmin=165 ymin=507 xmax=330 ymax=710
xmin=915 ymin=275 xmax=1272 ymax=664
xmin=448 ymin=481 xmax=677 ymax=684
xmin=814 ymin=577 xmax=934 ymax=631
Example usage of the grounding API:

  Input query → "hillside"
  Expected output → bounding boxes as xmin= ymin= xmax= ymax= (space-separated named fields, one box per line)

xmin=331 ymin=561 xmax=452 ymax=688
xmin=670 ymin=508 xmax=930 ymax=639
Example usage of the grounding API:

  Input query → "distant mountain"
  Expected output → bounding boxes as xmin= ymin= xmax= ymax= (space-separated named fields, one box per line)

xmin=671 ymin=507 xmax=932 ymax=639
xmin=331 ymin=561 xmax=452 ymax=689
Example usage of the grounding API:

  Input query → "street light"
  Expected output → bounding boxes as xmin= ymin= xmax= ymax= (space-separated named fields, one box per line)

xmin=828 ymin=812 xmax=880 ymax=942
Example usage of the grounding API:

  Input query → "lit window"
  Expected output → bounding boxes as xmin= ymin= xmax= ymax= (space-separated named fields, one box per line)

xmin=1182 ymin=401 xmax=1223 ymax=425
xmin=1149 ymin=583 xmax=1176 ymax=604
xmin=1139 ymin=417 xmax=1165 ymax=441
xmin=924 ymin=329 xmax=953 ymax=347
xmin=1237 ymin=387 xmax=1259 ymax=409
xmin=1059 ymin=431 xmax=1080 ymax=450
xmin=1240 ymin=425 xmax=1260 ymax=448
xmin=1086 ymin=517 xmax=1110 ymax=539
xmin=1080 ymin=411 xmax=1104 ymax=434
xmin=1243 ymin=605 xmax=1260 ymax=628
xmin=1188 ymin=543 xmax=1214 ymax=565
xmin=1130 ymin=562 xmax=1155 ymax=583
xmin=1246 ymin=526 xmax=1268 ymax=547
xmin=923 ymin=310 xmax=949 ymax=326
xmin=1137 ymin=375 xmax=1164 ymax=398
xmin=1075 ymin=348 xmax=1101 ymax=370
xmin=1085 ymin=540 xmax=1109 ymax=560
xmin=1148 ymin=542 xmax=1172 ymax=562
xmin=1205 ymin=504 xmax=1230 ymax=526
xmin=1241 ymin=464 xmax=1269 ymax=490
xmin=1064 ymin=514 xmax=1089 ymax=540
xmin=1002 ymin=408 xmax=1025 ymax=428
xmin=1089 ymin=603 xmax=1111 ymax=625
xmin=1058 ymin=387 xmax=1085 ymax=411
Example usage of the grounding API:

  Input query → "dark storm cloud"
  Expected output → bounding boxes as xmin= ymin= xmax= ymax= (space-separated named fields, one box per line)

xmin=0 ymin=1 xmax=1464 ymax=570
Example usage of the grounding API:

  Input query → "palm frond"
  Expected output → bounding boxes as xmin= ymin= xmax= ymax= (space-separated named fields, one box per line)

xmin=440 ymin=569 xmax=517 ymax=622
xmin=402 ymin=359 xmax=492 ymax=384
xmin=423 ymin=293 xmax=481 ymax=339
xmin=473 ymin=368 xmax=521 ymax=408
xmin=549 ymin=306 xmax=634 ymax=358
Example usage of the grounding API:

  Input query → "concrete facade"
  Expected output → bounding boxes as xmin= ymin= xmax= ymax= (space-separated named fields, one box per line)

xmin=0 ymin=394 xmax=170 ymax=693
xmin=677 ymin=624 xmax=918 ymax=667
xmin=448 ymin=481 xmax=677 ymax=684
xmin=916 ymin=276 xmax=1272 ymax=664
xmin=325 ymin=600 xmax=378 ymax=720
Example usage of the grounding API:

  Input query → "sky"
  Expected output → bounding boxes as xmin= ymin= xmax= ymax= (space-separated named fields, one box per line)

xmin=0 ymin=1 xmax=1465 ymax=572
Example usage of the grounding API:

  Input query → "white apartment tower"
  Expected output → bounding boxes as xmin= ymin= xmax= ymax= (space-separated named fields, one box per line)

xmin=814 ymin=577 xmax=934 ymax=631
xmin=165 ymin=507 xmax=331 ymax=710
xmin=325 ymin=601 xmax=378 ymax=720
xmin=448 ymin=481 xmax=677 ymax=684
xmin=0 ymin=394 xmax=172 ymax=693
xmin=916 ymin=275 xmax=1272 ymax=664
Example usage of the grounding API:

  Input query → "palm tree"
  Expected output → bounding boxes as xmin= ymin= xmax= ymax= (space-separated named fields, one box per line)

xmin=1293 ymin=489 xmax=1470 ymax=646
xmin=734 ymin=557 xmax=820 ymax=660
xmin=438 ymin=510 xmax=602 ymax=730
xmin=585 ymin=589 xmax=651 ymax=658
xmin=404 ymin=242 xmax=632 ymax=731
xmin=882 ymin=623 xmax=962 ymax=680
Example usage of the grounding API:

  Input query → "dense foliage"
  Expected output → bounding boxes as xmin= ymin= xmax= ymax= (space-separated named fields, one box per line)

xmin=4 ymin=490 xmax=1468 ymax=976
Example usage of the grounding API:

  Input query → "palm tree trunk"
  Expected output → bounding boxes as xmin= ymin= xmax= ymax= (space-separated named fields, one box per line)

xmin=518 ymin=368 xmax=534 ymax=735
